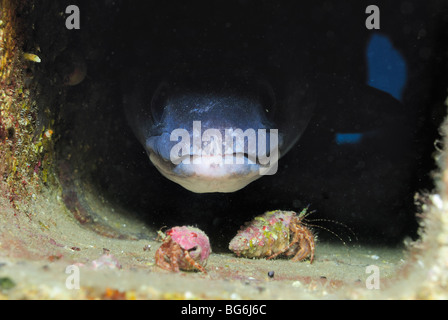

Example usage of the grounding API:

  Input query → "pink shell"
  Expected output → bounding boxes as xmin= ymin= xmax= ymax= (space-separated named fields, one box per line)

xmin=166 ymin=226 xmax=211 ymax=262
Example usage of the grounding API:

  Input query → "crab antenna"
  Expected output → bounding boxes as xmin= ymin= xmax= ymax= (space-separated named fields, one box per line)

xmin=304 ymin=218 xmax=358 ymax=242
xmin=302 ymin=222 xmax=350 ymax=247
xmin=297 ymin=205 xmax=315 ymax=220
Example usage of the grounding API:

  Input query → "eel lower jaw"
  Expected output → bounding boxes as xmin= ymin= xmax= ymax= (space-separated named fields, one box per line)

xmin=148 ymin=152 xmax=270 ymax=193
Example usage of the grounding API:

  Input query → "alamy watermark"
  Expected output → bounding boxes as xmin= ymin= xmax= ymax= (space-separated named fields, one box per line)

xmin=65 ymin=5 xmax=80 ymax=30
xmin=65 ymin=265 xmax=80 ymax=290
xmin=169 ymin=121 xmax=279 ymax=175
xmin=366 ymin=265 xmax=380 ymax=289
xmin=65 ymin=5 xmax=380 ymax=31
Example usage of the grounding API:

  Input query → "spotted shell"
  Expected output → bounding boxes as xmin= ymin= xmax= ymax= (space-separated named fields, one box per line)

xmin=228 ymin=210 xmax=304 ymax=258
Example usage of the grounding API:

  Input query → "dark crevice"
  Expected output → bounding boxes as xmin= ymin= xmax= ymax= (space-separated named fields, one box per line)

xmin=22 ymin=0 xmax=448 ymax=251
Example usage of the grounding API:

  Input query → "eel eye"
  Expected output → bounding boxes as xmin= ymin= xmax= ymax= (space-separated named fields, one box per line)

xmin=150 ymin=82 xmax=169 ymax=123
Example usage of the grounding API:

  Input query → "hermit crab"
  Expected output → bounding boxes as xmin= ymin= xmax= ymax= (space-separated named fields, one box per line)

xmin=229 ymin=209 xmax=316 ymax=263
xmin=155 ymin=226 xmax=211 ymax=273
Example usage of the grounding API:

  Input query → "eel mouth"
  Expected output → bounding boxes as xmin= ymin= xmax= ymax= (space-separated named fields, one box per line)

xmin=148 ymin=152 xmax=277 ymax=193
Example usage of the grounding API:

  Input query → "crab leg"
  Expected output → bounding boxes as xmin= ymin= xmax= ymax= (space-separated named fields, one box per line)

xmin=184 ymin=250 xmax=207 ymax=274
xmin=291 ymin=237 xmax=314 ymax=263
xmin=155 ymin=249 xmax=178 ymax=271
